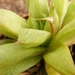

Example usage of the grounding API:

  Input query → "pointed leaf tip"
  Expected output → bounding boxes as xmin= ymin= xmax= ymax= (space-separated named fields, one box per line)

xmin=44 ymin=44 xmax=75 ymax=75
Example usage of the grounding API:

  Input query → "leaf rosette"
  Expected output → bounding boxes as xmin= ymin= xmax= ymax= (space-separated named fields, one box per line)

xmin=0 ymin=0 xmax=75 ymax=75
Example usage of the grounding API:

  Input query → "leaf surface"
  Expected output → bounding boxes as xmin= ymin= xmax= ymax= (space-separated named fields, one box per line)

xmin=44 ymin=21 xmax=51 ymax=32
xmin=0 ymin=43 xmax=46 ymax=70
xmin=0 ymin=55 xmax=42 ymax=75
xmin=62 ymin=0 xmax=75 ymax=26
xmin=0 ymin=39 xmax=14 ymax=45
xmin=0 ymin=9 xmax=27 ymax=39
xmin=44 ymin=44 xmax=75 ymax=75
xmin=25 ymin=0 xmax=30 ymax=8
xmin=50 ymin=19 xmax=75 ymax=46
xmin=45 ymin=63 xmax=61 ymax=75
xmin=27 ymin=16 xmax=40 ymax=29
xmin=49 ymin=6 xmax=59 ymax=34
xmin=18 ymin=28 xmax=51 ymax=48
xmin=29 ymin=0 xmax=49 ymax=18
xmin=50 ymin=0 xmax=68 ymax=28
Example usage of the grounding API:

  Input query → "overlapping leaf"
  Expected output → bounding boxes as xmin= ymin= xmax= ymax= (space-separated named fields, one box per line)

xmin=27 ymin=16 xmax=40 ymax=29
xmin=49 ymin=19 xmax=75 ymax=47
xmin=0 ymin=39 xmax=14 ymax=45
xmin=29 ymin=0 xmax=49 ymax=18
xmin=44 ymin=44 xmax=75 ymax=75
xmin=36 ymin=17 xmax=55 ymax=37
xmin=0 ymin=0 xmax=75 ymax=75
xmin=44 ymin=21 xmax=51 ymax=32
xmin=49 ymin=6 xmax=59 ymax=34
xmin=0 ymin=55 xmax=42 ymax=75
xmin=45 ymin=63 xmax=61 ymax=75
xmin=50 ymin=0 xmax=68 ymax=28
xmin=62 ymin=0 xmax=75 ymax=26
xmin=0 ymin=9 xmax=27 ymax=39
xmin=39 ymin=21 xmax=45 ymax=30
xmin=0 ymin=43 xmax=46 ymax=70
xmin=18 ymin=28 xmax=51 ymax=48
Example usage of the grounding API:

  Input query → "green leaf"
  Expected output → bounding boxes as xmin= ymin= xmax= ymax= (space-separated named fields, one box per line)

xmin=27 ymin=16 xmax=40 ymax=29
xmin=49 ymin=6 xmax=59 ymax=34
xmin=44 ymin=21 xmax=51 ymax=32
xmin=25 ymin=0 xmax=30 ymax=8
xmin=50 ymin=0 xmax=68 ymax=28
xmin=18 ymin=28 xmax=51 ymax=48
xmin=45 ymin=62 xmax=61 ymax=75
xmin=37 ymin=17 xmax=55 ymax=37
xmin=39 ymin=21 xmax=44 ymax=30
xmin=0 ymin=39 xmax=14 ymax=45
xmin=0 ymin=55 xmax=42 ymax=75
xmin=29 ymin=0 xmax=49 ymax=18
xmin=62 ymin=0 xmax=75 ymax=26
xmin=0 ymin=9 xmax=27 ymax=39
xmin=0 ymin=43 xmax=46 ymax=70
xmin=49 ymin=19 xmax=75 ymax=47
xmin=44 ymin=44 xmax=75 ymax=75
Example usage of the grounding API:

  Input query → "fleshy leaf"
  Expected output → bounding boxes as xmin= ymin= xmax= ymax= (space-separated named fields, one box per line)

xmin=39 ymin=21 xmax=44 ymax=30
xmin=44 ymin=44 xmax=75 ymax=75
xmin=25 ymin=0 xmax=30 ymax=8
xmin=37 ymin=17 xmax=55 ymax=37
xmin=18 ymin=28 xmax=51 ymax=48
xmin=45 ymin=62 xmax=61 ymax=75
xmin=0 ymin=55 xmax=42 ymax=75
xmin=29 ymin=0 xmax=49 ymax=18
xmin=49 ymin=19 xmax=75 ymax=47
xmin=62 ymin=0 xmax=75 ymax=26
xmin=27 ymin=16 xmax=40 ymax=29
xmin=0 ymin=43 xmax=46 ymax=70
xmin=0 ymin=39 xmax=14 ymax=45
xmin=0 ymin=9 xmax=27 ymax=39
xmin=49 ymin=5 xmax=59 ymax=34
xmin=44 ymin=21 xmax=51 ymax=32
xmin=50 ymin=0 xmax=68 ymax=28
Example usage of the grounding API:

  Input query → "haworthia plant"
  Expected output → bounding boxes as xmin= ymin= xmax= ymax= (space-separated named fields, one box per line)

xmin=0 ymin=0 xmax=75 ymax=75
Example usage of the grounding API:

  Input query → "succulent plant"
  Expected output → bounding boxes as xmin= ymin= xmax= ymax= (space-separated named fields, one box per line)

xmin=0 ymin=0 xmax=75 ymax=75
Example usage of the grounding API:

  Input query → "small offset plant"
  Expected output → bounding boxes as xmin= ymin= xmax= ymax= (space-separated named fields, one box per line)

xmin=0 ymin=0 xmax=75 ymax=75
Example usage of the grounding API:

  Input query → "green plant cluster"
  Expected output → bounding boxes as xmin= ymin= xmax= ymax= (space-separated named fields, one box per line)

xmin=0 ymin=0 xmax=75 ymax=75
